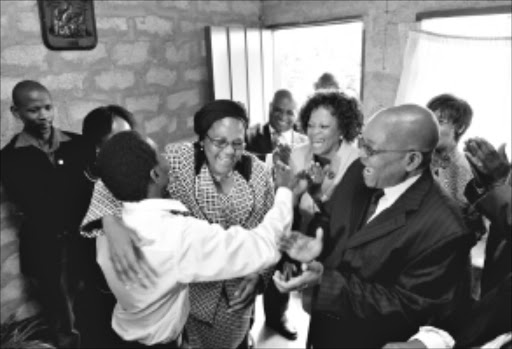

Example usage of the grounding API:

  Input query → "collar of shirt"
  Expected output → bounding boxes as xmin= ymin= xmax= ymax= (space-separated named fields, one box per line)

xmin=122 ymin=198 xmax=190 ymax=216
xmin=368 ymin=173 xmax=422 ymax=222
xmin=122 ymin=198 xmax=191 ymax=244
xmin=14 ymin=127 xmax=71 ymax=153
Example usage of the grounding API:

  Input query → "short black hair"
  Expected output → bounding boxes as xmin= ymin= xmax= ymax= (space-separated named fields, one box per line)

xmin=97 ymin=131 xmax=157 ymax=202
xmin=82 ymin=105 xmax=136 ymax=147
xmin=272 ymin=89 xmax=294 ymax=104
xmin=12 ymin=80 xmax=50 ymax=107
xmin=313 ymin=72 xmax=340 ymax=91
xmin=299 ymin=90 xmax=363 ymax=142
xmin=427 ymin=94 xmax=473 ymax=142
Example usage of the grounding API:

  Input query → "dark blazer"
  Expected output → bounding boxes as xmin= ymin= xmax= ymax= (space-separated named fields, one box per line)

xmin=307 ymin=160 xmax=473 ymax=348
xmin=465 ymin=180 xmax=511 ymax=295
xmin=0 ymin=131 xmax=90 ymax=277
xmin=245 ymin=123 xmax=273 ymax=161
xmin=446 ymin=181 xmax=512 ymax=348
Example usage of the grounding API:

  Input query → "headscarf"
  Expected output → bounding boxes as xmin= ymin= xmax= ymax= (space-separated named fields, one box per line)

xmin=193 ymin=100 xmax=248 ymax=139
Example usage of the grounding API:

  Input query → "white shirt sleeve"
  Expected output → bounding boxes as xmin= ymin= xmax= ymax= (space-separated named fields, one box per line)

xmin=172 ymin=187 xmax=293 ymax=283
xmin=410 ymin=326 xmax=455 ymax=349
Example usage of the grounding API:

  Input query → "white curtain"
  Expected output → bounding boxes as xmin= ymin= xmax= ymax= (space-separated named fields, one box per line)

xmin=396 ymin=30 xmax=512 ymax=157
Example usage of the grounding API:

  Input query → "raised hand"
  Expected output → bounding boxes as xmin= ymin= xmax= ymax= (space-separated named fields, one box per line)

xmin=306 ymin=161 xmax=331 ymax=198
xmin=274 ymin=160 xmax=294 ymax=189
xmin=103 ymin=215 xmax=158 ymax=288
xmin=464 ymin=137 xmax=510 ymax=188
xmin=273 ymin=143 xmax=292 ymax=165
xmin=278 ymin=228 xmax=323 ymax=263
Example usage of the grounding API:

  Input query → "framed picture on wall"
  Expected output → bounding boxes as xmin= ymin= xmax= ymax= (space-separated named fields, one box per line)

xmin=37 ymin=0 xmax=97 ymax=50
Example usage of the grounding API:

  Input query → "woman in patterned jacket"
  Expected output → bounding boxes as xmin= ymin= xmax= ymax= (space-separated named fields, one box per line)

xmin=81 ymin=100 xmax=275 ymax=348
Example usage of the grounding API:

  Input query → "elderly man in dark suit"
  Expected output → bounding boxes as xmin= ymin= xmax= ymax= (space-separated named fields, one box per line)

xmin=385 ymin=137 xmax=511 ymax=349
xmin=274 ymin=104 xmax=474 ymax=348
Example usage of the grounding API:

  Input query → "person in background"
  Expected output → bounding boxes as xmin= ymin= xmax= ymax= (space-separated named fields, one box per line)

xmin=74 ymin=105 xmax=135 ymax=348
xmin=428 ymin=94 xmax=474 ymax=205
xmin=245 ymin=89 xmax=308 ymax=341
xmin=384 ymin=137 xmax=511 ymax=349
xmin=427 ymin=93 xmax=486 ymax=297
xmin=274 ymin=104 xmax=473 ymax=348
xmin=90 ymin=130 xmax=322 ymax=348
xmin=81 ymin=100 xmax=278 ymax=349
xmin=0 ymin=80 xmax=88 ymax=348
xmin=246 ymin=89 xmax=308 ymax=163
xmin=313 ymin=72 xmax=340 ymax=91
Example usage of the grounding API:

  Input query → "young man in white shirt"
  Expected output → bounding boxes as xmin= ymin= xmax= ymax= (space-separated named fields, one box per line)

xmin=93 ymin=131 xmax=322 ymax=347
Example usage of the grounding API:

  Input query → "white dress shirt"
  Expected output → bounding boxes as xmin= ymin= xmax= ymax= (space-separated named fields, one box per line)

xmin=96 ymin=187 xmax=293 ymax=346
xmin=367 ymin=174 xmax=421 ymax=222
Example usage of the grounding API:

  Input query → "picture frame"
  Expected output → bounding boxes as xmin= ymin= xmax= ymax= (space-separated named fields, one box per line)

xmin=37 ymin=0 xmax=98 ymax=50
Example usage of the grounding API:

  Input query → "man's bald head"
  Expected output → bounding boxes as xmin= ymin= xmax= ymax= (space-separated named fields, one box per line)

xmin=360 ymin=104 xmax=440 ymax=189
xmin=368 ymin=104 xmax=439 ymax=153
xmin=12 ymin=80 xmax=50 ymax=107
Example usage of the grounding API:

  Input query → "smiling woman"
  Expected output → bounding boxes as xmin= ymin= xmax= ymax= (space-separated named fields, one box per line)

xmin=81 ymin=99 xmax=276 ymax=349
xmin=287 ymin=90 xmax=363 ymax=235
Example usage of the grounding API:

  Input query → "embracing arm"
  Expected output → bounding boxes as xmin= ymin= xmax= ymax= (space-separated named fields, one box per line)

xmin=172 ymin=187 xmax=292 ymax=283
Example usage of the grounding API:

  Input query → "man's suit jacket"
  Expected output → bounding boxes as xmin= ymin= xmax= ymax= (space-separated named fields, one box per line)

xmin=245 ymin=123 xmax=273 ymax=161
xmin=307 ymin=160 xmax=473 ymax=348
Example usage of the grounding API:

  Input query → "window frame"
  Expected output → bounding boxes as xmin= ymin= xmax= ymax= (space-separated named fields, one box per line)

xmin=265 ymin=17 xmax=366 ymax=103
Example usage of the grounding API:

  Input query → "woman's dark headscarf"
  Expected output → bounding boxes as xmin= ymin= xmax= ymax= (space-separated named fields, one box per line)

xmin=193 ymin=100 xmax=252 ymax=179
xmin=193 ymin=100 xmax=249 ymax=140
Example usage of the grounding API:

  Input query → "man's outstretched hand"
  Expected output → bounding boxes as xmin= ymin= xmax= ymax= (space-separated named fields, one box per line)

xmin=278 ymin=227 xmax=323 ymax=263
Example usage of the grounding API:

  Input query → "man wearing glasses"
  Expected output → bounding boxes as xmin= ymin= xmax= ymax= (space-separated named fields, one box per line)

xmin=273 ymin=104 xmax=474 ymax=348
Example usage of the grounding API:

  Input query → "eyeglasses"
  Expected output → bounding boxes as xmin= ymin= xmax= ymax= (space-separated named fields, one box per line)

xmin=357 ymin=136 xmax=418 ymax=157
xmin=205 ymin=134 xmax=245 ymax=151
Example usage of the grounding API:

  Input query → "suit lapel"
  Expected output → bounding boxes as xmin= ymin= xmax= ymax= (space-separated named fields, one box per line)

xmin=347 ymin=171 xmax=433 ymax=249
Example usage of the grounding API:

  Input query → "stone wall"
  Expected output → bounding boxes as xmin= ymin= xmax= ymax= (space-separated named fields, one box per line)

xmin=0 ymin=0 xmax=260 ymax=322
xmin=262 ymin=0 xmax=511 ymax=117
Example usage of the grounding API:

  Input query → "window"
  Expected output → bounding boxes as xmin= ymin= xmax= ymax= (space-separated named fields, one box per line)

xmin=206 ymin=20 xmax=364 ymax=125
xmin=272 ymin=21 xmax=364 ymax=107
xmin=396 ymin=12 xmax=511 ymax=157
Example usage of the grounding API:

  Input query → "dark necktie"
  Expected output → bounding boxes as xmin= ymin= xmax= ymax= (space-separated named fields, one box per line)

xmin=364 ymin=189 xmax=385 ymax=224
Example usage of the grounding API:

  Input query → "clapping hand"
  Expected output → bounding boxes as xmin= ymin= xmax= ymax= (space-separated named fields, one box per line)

xmin=273 ymin=143 xmax=292 ymax=166
xmin=306 ymin=162 xmax=332 ymax=197
xmin=274 ymin=160 xmax=294 ymax=189
xmin=464 ymin=137 xmax=510 ymax=188
xmin=278 ymin=227 xmax=323 ymax=263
